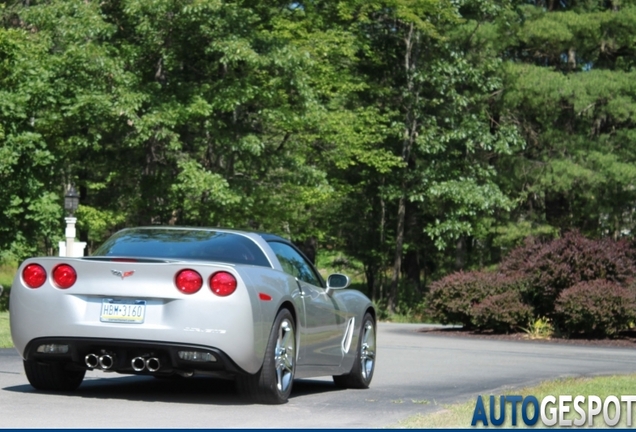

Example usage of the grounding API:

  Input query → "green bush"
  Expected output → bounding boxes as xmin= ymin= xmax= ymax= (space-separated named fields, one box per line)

xmin=0 ymin=266 xmax=15 ymax=313
xmin=554 ymin=280 xmax=636 ymax=338
xmin=0 ymin=285 xmax=9 ymax=312
xmin=472 ymin=291 xmax=533 ymax=333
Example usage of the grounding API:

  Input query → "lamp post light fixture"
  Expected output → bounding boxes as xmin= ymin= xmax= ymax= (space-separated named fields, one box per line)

xmin=64 ymin=185 xmax=80 ymax=217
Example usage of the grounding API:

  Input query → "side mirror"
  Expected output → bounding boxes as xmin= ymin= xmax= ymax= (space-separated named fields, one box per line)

xmin=326 ymin=273 xmax=350 ymax=294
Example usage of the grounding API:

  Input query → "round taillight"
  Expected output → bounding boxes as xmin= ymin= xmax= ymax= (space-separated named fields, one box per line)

xmin=209 ymin=271 xmax=237 ymax=297
xmin=175 ymin=269 xmax=203 ymax=294
xmin=52 ymin=264 xmax=77 ymax=289
xmin=22 ymin=264 xmax=47 ymax=289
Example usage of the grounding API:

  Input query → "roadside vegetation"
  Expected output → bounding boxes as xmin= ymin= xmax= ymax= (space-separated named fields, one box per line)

xmin=316 ymin=251 xmax=430 ymax=323
xmin=400 ymin=374 xmax=636 ymax=428
xmin=0 ymin=261 xmax=15 ymax=313
xmin=0 ymin=261 xmax=16 ymax=348
xmin=0 ymin=0 xmax=631 ymax=343
xmin=0 ymin=312 xmax=11 ymax=348
xmin=428 ymin=232 xmax=636 ymax=339
xmin=0 ymin=0 xmax=635 ymax=323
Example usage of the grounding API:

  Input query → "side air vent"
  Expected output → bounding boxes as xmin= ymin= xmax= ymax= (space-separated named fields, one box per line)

xmin=341 ymin=317 xmax=356 ymax=354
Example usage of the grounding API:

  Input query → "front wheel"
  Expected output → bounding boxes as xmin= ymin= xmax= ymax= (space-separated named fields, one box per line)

xmin=333 ymin=312 xmax=376 ymax=389
xmin=24 ymin=360 xmax=85 ymax=391
xmin=236 ymin=308 xmax=296 ymax=404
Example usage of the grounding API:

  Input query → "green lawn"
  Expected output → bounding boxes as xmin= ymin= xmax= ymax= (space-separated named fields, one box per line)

xmin=0 ymin=311 xmax=11 ymax=348
xmin=399 ymin=374 xmax=636 ymax=428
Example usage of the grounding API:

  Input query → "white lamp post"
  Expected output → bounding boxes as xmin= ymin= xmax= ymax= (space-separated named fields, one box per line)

xmin=59 ymin=186 xmax=86 ymax=257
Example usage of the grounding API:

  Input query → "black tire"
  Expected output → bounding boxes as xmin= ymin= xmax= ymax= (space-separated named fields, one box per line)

xmin=333 ymin=312 xmax=376 ymax=389
xmin=236 ymin=308 xmax=296 ymax=404
xmin=24 ymin=360 xmax=85 ymax=391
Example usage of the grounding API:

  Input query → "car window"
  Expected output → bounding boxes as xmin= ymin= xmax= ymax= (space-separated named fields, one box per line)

xmin=93 ymin=228 xmax=271 ymax=267
xmin=268 ymin=241 xmax=322 ymax=287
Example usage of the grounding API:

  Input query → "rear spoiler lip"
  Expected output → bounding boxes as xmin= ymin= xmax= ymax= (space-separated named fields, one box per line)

xmin=79 ymin=256 xmax=181 ymax=264
xmin=79 ymin=256 xmax=238 ymax=267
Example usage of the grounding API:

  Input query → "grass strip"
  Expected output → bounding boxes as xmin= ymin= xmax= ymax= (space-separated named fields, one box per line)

xmin=399 ymin=374 xmax=636 ymax=428
xmin=0 ymin=311 xmax=12 ymax=348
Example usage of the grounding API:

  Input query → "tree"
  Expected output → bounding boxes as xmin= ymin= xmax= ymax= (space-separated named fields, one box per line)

xmin=493 ymin=0 xmax=636 ymax=244
xmin=0 ymin=0 xmax=128 ymax=258
xmin=2 ymin=0 xmax=399 ymax=258
xmin=326 ymin=0 xmax=521 ymax=311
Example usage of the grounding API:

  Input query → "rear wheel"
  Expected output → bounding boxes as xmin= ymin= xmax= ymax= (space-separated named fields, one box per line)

xmin=24 ymin=359 xmax=85 ymax=391
xmin=236 ymin=308 xmax=296 ymax=404
xmin=333 ymin=312 xmax=376 ymax=389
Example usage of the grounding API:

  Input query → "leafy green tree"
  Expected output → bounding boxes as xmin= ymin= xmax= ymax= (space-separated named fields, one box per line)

xmin=2 ymin=0 xmax=399 ymax=259
xmin=322 ymin=0 xmax=522 ymax=311
xmin=0 ymin=0 xmax=129 ymax=258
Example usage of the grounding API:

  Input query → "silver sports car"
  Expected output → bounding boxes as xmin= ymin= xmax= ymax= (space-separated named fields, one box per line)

xmin=10 ymin=227 xmax=376 ymax=404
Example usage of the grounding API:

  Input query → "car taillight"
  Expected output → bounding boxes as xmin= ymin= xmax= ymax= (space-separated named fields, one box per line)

xmin=23 ymin=264 xmax=47 ymax=288
xmin=209 ymin=271 xmax=237 ymax=296
xmin=175 ymin=269 xmax=203 ymax=294
xmin=52 ymin=264 xmax=77 ymax=289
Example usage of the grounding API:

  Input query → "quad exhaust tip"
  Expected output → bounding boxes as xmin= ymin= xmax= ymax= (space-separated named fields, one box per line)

xmin=88 ymin=354 xmax=161 ymax=372
xmin=131 ymin=357 xmax=146 ymax=372
xmin=146 ymin=357 xmax=161 ymax=372
xmin=85 ymin=353 xmax=99 ymax=369
xmin=85 ymin=353 xmax=115 ymax=370
xmin=131 ymin=357 xmax=160 ymax=372
xmin=99 ymin=354 xmax=115 ymax=370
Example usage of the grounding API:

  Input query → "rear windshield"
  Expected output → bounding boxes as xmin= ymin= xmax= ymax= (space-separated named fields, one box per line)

xmin=93 ymin=228 xmax=271 ymax=267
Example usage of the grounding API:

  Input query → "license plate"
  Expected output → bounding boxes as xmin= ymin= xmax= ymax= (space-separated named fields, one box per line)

xmin=100 ymin=299 xmax=146 ymax=324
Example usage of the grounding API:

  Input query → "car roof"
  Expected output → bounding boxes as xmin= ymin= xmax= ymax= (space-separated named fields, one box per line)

xmin=124 ymin=226 xmax=324 ymax=286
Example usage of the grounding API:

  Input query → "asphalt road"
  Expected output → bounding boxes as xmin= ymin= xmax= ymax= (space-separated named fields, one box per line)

xmin=1 ymin=323 xmax=636 ymax=428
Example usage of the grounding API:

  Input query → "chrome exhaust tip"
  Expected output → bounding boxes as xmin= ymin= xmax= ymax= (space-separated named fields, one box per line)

xmin=85 ymin=353 xmax=99 ymax=369
xmin=146 ymin=357 xmax=161 ymax=372
xmin=131 ymin=357 xmax=146 ymax=372
xmin=99 ymin=354 xmax=115 ymax=370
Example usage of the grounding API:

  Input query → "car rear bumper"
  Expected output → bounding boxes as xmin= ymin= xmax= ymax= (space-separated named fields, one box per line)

xmin=24 ymin=337 xmax=247 ymax=376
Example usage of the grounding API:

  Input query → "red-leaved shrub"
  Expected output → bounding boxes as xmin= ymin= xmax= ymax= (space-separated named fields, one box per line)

xmin=554 ymin=280 xmax=636 ymax=337
xmin=426 ymin=231 xmax=636 ymax=336
xmin=472 ymin=291 xmax=533 ymax=333
xmin=499 ymin=231 xmax=636 ymax=317
xmin=428 ymin=271 xmax=499 ymax=327
xmin=428 ymin=271 xmax=527 ymax=327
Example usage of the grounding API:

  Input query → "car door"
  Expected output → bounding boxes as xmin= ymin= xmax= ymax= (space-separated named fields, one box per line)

xmin=267 ymin=241 xmax=344 ymax=366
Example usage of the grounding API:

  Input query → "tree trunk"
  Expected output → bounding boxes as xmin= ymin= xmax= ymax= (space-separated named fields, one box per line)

xmin=294 ymin=237 xmax=317 ymax=264
xmin=567 ymin=47 xmax=576 ymax=70
xmin=388 ymin=23 xmax=420 ymax=314
xmin=545 ymin=191 xmax=570 ymax=231
xmin=454 ymin=237 xmax=467 ymax=271
xmin=389 ymin=192 xmax=407 ymax=312
xmin=365 ymin=263 xmax=376 ymax=301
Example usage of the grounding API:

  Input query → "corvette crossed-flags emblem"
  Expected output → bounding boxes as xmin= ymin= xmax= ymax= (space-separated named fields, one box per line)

xmin=111 ymin=269 xmax=135 ymax=279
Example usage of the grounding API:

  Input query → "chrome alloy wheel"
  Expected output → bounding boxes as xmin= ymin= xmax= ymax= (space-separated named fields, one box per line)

xmin=274 ymin=318 xmax=295 ymax=393
xmin=360 ymin=320 xmax=376 ymax=381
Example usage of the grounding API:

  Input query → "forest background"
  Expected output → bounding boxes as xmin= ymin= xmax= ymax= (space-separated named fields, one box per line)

xmin=1 ymin=0 xmax=635 ymax=317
